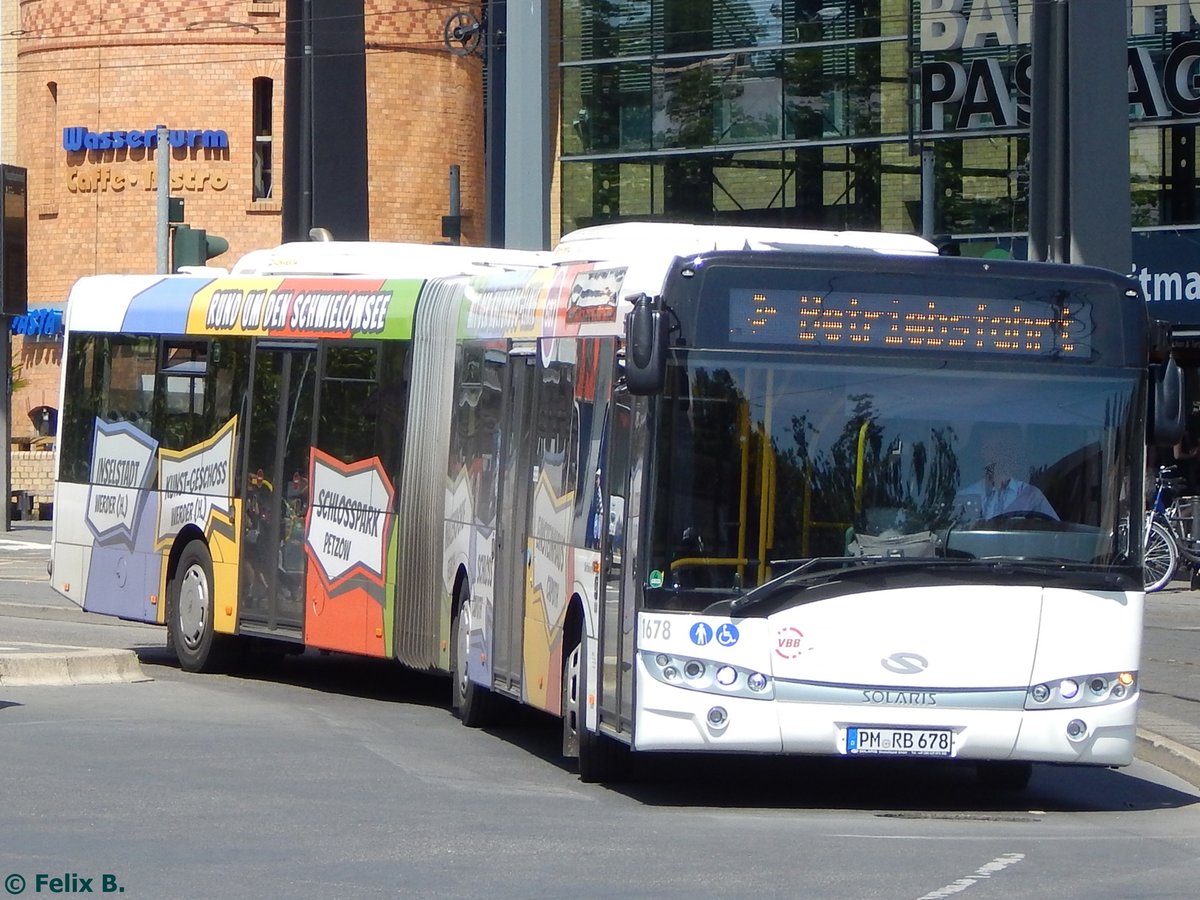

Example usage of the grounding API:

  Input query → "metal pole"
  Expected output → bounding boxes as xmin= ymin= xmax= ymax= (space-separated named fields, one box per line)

xmin=156 ymin=124 xmax=170 ymax=273
xmin=504 ymin=0 xmax=550 ymax=249
xmin=1048 ymin=0 xmax=1069 ymax=262
xmin=1028 ymin=0 xmax=1069 ymax=263
xmin=920 ymin=145 xmax=935 ymax=239
xmin=1028 ymin=0 xmax=1051 ymax=262
xmin=1 ymin=316 xmax=9 ymax=531
xmin=449 ymin=164 xmax=461 ymax=245
xmin=485 ymin=0 xmax=507 ymax=247
xmin=1066 ymin=0 xmax=1131 ymax=272
xmin=299 ymin=0 xmax=313 ymax=236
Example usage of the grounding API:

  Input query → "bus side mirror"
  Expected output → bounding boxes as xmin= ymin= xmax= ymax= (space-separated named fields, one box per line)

xmin=1150 ymin=356 xmax=1186 ymax=445
xmin=624 ymin=293 xmax=668 ymax=395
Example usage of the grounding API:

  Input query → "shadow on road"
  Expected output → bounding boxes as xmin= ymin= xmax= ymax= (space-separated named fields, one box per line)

xmin=134 ymin=643 xmax=449 ymax=709
xmin=605 ymin=752 xmax=1199 ymax=814
xmin=132 ymin=643 xmax=1199 ymax=815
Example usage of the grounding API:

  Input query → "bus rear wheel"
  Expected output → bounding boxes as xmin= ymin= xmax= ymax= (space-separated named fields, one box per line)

xmin=450 ymin=581 xmax=494 ymax=727
xmin=168 ymin=540 xmax=226 ymax=673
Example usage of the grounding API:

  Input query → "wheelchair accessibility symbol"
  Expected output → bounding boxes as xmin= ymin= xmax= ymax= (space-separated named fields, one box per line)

xmin=690 ymin=622 xmax=739 ymax=647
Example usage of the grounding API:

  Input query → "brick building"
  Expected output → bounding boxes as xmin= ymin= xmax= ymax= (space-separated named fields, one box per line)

xmin=2 ymin=0 xmax=485 ymax=448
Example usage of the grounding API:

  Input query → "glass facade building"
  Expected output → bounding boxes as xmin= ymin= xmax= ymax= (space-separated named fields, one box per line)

xmin=559 ymin=0 xmax=1200 ymax=283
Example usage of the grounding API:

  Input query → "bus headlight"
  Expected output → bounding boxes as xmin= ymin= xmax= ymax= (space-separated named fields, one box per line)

xmin=641 ymin=652 xmax=774 ymax=700
xmin=1026 ymin=671 xmax=1136 ymax=709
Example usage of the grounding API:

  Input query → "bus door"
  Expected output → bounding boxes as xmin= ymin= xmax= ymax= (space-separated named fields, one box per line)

xmin=239 ymin=342 xmax=317 ymax=636
xmin=597 ymin=387 xmax=637 ymax=734
xmin=491 ymin=343 xmax=537 ymax=696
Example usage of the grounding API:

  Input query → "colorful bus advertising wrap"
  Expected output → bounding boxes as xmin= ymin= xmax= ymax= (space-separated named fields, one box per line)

xmin=463 ymin=265 xmax=627 ymax=340
xmin=78 ymin=417 xmax=241 ymax=626
xmin=304 ymin=449 xmax=396 ymax=656
xmin=156 ymin=417 xmax=237 ymax=547
xmin=87 ymin=419 xmax=159 ymax=544
xmin=120 ymin=276 xmax=423 ymax=340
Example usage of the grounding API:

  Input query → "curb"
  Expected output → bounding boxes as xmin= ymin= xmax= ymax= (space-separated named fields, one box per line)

xmin=1136 ymin=729 xmax=1200 ymax=790
xmin=0 ymin=602 xmax=159 ymax=630
xmin=0 ymin=643 xmax=150 ymax=686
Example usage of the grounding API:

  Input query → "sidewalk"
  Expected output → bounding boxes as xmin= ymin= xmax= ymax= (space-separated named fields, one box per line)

xmin=3 ymin=523 xmax=1200 ymax=785
xmin=0 ymin=641 xmax=148 ymax=685
xmin=0 ymin=521 xmax=150 ymax=686
xmin=0 ymin=519 xmax=54 ymax=548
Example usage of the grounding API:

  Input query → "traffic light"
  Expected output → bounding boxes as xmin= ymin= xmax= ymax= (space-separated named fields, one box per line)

xmin=0 ymin=163 xmax=28 ymax=315
xmin=172 ymin=224 xmax=229 ymax=271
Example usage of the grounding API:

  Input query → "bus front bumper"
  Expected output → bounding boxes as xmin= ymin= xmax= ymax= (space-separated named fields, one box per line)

xmin=632 ymin=659 xmax=1137 ymax=766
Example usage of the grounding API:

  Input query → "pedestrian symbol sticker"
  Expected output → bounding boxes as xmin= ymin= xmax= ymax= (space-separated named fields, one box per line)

xmin=690 ymin=622 xmax=713 ymax=645
xmin=716 ymin=623 xmax=740 ymax=647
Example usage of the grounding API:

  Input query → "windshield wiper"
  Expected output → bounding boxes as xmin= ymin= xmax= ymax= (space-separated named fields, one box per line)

xmin=728 ymin=557 xmax=1108 ymax=615
xmin=728 ymin=557 xmax=952 ymax=613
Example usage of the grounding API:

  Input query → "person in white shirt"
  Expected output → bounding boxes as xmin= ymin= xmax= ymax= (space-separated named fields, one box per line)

xmin=955 ymin=426 xmax=1058 ymax=521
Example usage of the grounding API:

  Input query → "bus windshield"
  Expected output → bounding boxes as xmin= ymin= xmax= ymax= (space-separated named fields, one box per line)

xmin=645 ymin=352 xmax=1141 ymax=607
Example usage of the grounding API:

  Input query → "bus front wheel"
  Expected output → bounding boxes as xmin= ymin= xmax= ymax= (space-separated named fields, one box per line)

xmin=168 ymin=540 xmax=226 ymax=673
xmin=562 ymin=628 xmax=629 ymax=784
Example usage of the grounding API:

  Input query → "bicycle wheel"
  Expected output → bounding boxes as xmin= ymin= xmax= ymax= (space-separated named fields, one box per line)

xmin=1145 ymin=519 xmax=1180 ymax=593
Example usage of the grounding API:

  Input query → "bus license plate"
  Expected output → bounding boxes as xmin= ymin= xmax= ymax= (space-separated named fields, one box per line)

xmin=846 ymin=726 xmax=953 ymax=757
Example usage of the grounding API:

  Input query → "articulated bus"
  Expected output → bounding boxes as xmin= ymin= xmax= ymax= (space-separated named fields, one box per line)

xmin=51 ymin=223 xmax=1168 ymax=788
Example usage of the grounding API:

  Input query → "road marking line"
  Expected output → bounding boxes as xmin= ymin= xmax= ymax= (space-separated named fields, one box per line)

xmin=0 ymin=539 xmax=49 ymax=549
xmin=917 ymin=852 xmax=1026 ymax=899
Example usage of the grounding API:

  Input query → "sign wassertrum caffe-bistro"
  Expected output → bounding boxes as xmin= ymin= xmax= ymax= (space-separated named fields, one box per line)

xmin=918 ymin=0 xmax=1200 ymax=133
xmin=60 ymin=125 xmax=231 ymax=194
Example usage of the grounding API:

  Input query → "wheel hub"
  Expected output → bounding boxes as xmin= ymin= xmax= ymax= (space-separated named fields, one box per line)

xmin=456 ymin=603 xmax=471 ymax=697
xmin=178 ymin=563 xmax=208 ymax=649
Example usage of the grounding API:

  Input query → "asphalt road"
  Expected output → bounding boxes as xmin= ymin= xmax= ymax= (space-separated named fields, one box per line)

xmin=4 ymin=636 xmax=1200 ymax=899
xmin=6 ymin=525 xmax=1200 ymax=898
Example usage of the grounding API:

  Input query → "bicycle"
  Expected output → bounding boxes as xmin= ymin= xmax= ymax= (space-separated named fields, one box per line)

xmin=1144 ymin=465 xmax=1200 ymax=592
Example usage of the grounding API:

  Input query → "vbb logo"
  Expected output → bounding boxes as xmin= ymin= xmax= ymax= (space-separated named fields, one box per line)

xmin=775 ymin=625 xmax=805 ymax=659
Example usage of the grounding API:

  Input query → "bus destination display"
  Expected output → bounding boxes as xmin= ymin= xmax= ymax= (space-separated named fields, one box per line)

xmin=728 ymin=288 xmax=1093 ymax=357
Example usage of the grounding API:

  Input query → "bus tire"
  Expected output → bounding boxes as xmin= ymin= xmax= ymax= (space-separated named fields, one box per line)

xmin=168 ymin=540 xmax=226 ymax=673
xmin=451 ymin=580 xmax=494 ymax=727
xmin=1144 ymin=520 xmax=1179 ymax=593
xmin=563 ymin=627 xmax=630 ymax=784
xmin=561 ymin=640 xmax=582 ymax=760
xmin=976 ymin=761 xmax=1033 ymax=791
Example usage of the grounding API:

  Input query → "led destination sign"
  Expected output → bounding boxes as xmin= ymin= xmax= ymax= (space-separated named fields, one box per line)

xmin=728 ymin=289 xmax=1092 ymax=358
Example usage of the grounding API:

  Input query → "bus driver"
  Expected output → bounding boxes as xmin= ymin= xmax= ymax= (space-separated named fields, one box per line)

xmin=954 ymin=426 xmax=1058 ymax=522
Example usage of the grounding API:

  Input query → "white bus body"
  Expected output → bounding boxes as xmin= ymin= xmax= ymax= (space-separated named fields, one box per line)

xmin=49 ymin=223 xmax=1147 ymax=787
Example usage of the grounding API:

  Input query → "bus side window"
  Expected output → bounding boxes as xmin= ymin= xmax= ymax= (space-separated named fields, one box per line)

xmin=318 ymin=344 xmax=382 ymax=464
xmin=204 ymin=337 xmax=251 ymax=441
xmin=156 ymin=340 xmax=207 ymax=451
xmin=60 ymin=333 xmax=100 ymax=483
